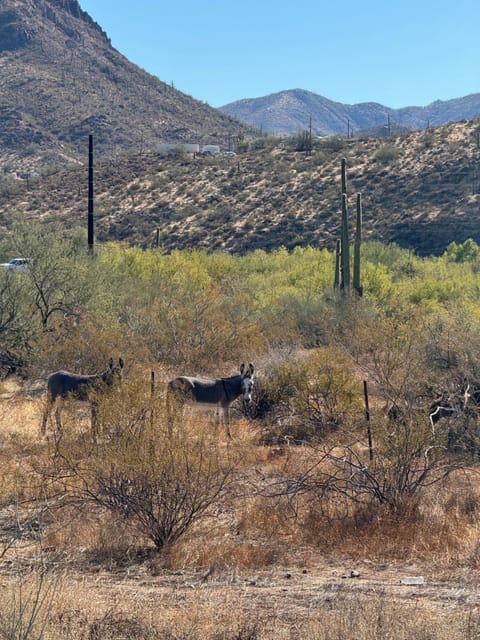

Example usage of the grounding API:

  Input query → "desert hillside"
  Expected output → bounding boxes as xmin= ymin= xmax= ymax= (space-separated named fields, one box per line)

xmin=0 ymin=0 xmax=253 ymax=172
xmin=1 ymin=117 xmax=480 ymax=256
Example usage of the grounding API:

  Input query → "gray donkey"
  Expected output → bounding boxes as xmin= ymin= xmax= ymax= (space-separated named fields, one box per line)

xmin=41 ymin=357 xmax=124 ymax=435
xmin=167 ymin=363 xmax=255 ymax=438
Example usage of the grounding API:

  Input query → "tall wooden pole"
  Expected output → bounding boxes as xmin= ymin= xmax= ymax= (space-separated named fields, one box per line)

xmin=88 ymin=134 xmax=94 ymax=254
xmin=363 ymin=380 xmax=374 ymax=461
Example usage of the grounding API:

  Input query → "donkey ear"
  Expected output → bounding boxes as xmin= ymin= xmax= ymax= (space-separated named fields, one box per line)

xmin=248 ymin=363 xmax=255 ymax=376
xmin=119 ymin=358 xmax=124 ymax=369
xmin=240 ymin=363 xmax=246 ymax=375
xmin=108 ymin=357 xmax=114 ymax=369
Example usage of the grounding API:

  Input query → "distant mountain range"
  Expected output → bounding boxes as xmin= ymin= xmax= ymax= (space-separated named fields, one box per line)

xmin=0 ymin=0 xmax=253 ymax=172
xmin=2 ymin=0 xmax=479 ymax=173
xmin=220 ymin=89 xmax=480 ymax=136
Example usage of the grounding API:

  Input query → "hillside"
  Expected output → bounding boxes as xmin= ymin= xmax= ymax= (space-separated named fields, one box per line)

xmin=220 ymin=88 xmax=480 ymax=136
xmin=0 ymin=0 xmax=253 ymax=173
xmin=1 ymin=117 xmax=480 ymax=257
xmin=1 ymin=1 xmax=480 ymax=257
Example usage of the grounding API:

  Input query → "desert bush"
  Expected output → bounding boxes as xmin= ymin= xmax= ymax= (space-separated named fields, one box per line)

xmin=421 ymin=127 xmax=436 ymax=148
xmin=33 ymin=312 xmax=146 ymax=380
xmin=319 ymin=136 xmax=347 ymax=153
xmin=0 ymin=270 xmax=34 ymax=377
xmin=255 ymin=347 xmax=363 ymax=443
xmin=96 ymin=246 xmax=266 ymax=370
xmin=44 ymin=381 xmax=235 ymax=549
xmin=444 ymin=238 xmax=480 ymax=263
xmin=338 ymin=301 xmax=433 ymax=405
xmin=2 ymin=223 xmax=93 ymax=330
xmin=374 ymin=143 xmax=400 ymax=165
xmin=0 ymin=571 xmax=58 ymax=640
xmin=252 ymin=135 xmax=281 ymax=150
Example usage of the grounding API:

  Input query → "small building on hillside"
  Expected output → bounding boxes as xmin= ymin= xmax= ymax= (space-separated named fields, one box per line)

xmin=156 ymin=143 xmax=200 ymax=153
xmin=201 ymin=145 xmax=220 ymax=154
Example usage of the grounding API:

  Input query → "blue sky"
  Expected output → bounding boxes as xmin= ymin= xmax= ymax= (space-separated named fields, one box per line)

xmin=80 ymin=1 xmax=479 ymax=109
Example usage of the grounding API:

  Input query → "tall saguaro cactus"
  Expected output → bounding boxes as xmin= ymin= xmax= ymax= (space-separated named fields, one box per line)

xmin=340 ymin=193 xmax=350 ymax=289
xmin=334 ymin=239 xmax=341 ymax=288
xmin=353 ymin=192 xmax=363 ymax=295
xmin=334 ymin=158 xmax=363 ymax=294
xmin=341 ymin=157 xmax=347 ymax=194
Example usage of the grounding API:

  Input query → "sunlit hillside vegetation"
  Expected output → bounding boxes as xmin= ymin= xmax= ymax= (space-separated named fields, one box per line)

xmin=2 ymin=224 xmax=480 ymax=381
xmin=3 ymin=117 xmax=480 ymax=259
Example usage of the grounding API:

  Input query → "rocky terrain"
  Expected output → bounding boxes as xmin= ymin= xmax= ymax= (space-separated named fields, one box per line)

xmin=1 ymin=117 xmax=479 ymax=257
xmin=0 ymin=0 xmax=254 ymax=172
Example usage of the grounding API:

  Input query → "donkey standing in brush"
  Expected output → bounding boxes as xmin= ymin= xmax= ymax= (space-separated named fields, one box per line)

xmin=167 ymin=363 xmax=255 ymax=438
xmin=41 ymin=358 xmax=124 ymax=435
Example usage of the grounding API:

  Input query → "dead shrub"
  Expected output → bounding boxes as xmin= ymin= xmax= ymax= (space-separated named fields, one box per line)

xmin=42 ymin=383 xmax=236 ymax=550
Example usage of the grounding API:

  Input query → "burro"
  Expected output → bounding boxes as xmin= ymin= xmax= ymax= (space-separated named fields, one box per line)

xmin=167 ymin=363 xmax=255 ymax=438
xmin=41 ymin=358 xmax=124 ymax=435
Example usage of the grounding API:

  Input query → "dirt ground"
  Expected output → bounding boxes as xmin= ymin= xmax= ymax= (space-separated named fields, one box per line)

xmin=62 ymin=559 xmax=480 ymax=617
xmin=2 ymin=552 xmax=479 ymax=635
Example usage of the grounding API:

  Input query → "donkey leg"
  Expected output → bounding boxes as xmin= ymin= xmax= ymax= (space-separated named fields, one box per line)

xmin=41 ymin=396 xmax=53 ymax=436
xmin=91 ymin=401 xmax=99 ymax=439
xmin=223 ymin=406 xmax=232 ymax=439
xmin=54 ymin=405 xmax=63 ymax=432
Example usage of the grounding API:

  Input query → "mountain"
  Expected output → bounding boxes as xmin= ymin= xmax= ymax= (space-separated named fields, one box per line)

xmin=220 ymin=89 xmax=480 ymax=136
xmin=2 ymin=1 xmax=480 ymax=259
xmin=0 ymin=0 xmax=253 ymax=173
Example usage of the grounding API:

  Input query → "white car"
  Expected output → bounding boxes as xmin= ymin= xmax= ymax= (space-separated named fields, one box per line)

xmin=0 ymin=258 xmax=31 ymax=271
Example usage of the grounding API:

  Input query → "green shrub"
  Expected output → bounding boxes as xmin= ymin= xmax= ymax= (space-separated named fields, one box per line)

xmin=373 ymin=144 xmax=400 ymax=165
xmin=256 ymin=348 xmax=363 ymax=444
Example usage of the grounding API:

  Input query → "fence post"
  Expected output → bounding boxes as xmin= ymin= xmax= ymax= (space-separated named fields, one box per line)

xmin=363 ymin=380 xmax=374 ymax=461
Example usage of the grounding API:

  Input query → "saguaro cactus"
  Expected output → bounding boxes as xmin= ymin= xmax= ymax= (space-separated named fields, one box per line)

xmin=333 ymin=158 xmax=364 ymax=294
xmin=340 ymin=192 xmax=350 ymax=289
xmin=341 ymin=157 xmax=347 ymax=195
xmin=353 ymin=193 xmax=363 ymax=295
xmin=334 ymin=239 xmax=341 ymax=288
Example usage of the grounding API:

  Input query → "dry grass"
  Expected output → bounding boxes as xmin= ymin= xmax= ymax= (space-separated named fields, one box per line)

xmin=2 ymin=562 xmax=480 ymax=639
xmin=1 ymin=386 xmax=480 ymax=638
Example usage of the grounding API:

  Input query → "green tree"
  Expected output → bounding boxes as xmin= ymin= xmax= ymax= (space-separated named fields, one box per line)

xmin=0 ymin=270 xmax=33 ymax=376
xmin=444 ymin=238 xmax=480 ymax=263
xmin=5 ymin=224 xmax=92 ymax=329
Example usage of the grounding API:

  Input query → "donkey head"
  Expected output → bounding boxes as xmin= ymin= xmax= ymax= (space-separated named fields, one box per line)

xmin=103 ymin=357 xmax=124 ymax=387
xmin=240 ymin=363 xmax=255 ymax=402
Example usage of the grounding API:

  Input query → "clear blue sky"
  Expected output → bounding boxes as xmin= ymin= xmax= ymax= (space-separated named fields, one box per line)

xmin=80 ymin=0 xmax=479 ymax=109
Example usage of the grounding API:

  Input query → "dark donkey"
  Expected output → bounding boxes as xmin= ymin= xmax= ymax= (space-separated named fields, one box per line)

xmin=41 ymin=358 xmax=124 ymax=435
xmin=428 ymin=380 xmax=474 ymax=437
xmin=167 ymin=363 xmax=255 ymax=438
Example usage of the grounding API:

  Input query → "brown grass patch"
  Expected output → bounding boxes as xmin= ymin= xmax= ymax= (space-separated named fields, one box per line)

xmin=2 ymin=393 xmax=480 ymax=638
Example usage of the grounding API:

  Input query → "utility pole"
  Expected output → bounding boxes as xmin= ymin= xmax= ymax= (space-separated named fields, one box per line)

xmin=88 ymin=134 xmax=94 ymax=254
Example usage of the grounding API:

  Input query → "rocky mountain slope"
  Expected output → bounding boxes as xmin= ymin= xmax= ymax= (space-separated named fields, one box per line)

xmin=1 ymin=1 xmax=480 ymax=258
xmin=1 ymin=117 xmax=479 ymax=257
xmin=0 ymin=0 xmax=253 ymax=173
xmin=220 ymin=89 xmax=480 ymax=136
